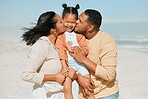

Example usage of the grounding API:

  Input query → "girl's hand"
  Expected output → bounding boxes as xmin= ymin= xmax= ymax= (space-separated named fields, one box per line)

xmin=66 ymin=41 xmax=73 ymax=53
xmin=67 ymin=67 xmax=78 ymax=81
xmin=61 ymin=68 xmax=68 ymax=77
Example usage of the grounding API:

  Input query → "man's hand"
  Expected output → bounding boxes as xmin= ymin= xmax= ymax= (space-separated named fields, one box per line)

xmin=77 ymin=73 xmax=94 ymax=95
xmin=69 ymin=46 xmax=87 ymax=63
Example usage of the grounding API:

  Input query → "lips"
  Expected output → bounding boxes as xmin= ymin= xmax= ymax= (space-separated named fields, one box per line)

xmin=66 ymin=26 xmax=73 ymax=30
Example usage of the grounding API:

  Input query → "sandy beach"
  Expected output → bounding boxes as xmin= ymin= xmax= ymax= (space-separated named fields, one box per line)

xmin=0 ymin=39 xmax=148 ymax=99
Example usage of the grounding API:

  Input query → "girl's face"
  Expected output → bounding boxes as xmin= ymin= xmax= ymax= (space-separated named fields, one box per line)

xmin=54 ymin=14 xmax=65 ymax=36
xmin=63 ymin=13 xmax=77 ymax=32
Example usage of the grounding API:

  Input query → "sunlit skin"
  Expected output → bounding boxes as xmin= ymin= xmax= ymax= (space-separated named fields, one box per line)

xmin=75 ymin=12 xmax=98 ymax=40
xmin=74 ymin=12 xmax=89 ymax=34
xmin=47 ymin=14 xmax=65 ymax=46
xmin=54 ymin=14 xmax=65 ymax=36
xmin=63 ymin=13 xmax=77 ymax=33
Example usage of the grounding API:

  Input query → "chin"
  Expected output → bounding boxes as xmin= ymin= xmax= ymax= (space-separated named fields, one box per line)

xmin=67 ymin=29 xmax=74 ymax=33
xmin=74 ymin=30 xmax=80 ymax=34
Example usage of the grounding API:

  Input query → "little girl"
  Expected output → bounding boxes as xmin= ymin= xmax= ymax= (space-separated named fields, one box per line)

xmin=56 ymin=4 xmax=95 ymax=99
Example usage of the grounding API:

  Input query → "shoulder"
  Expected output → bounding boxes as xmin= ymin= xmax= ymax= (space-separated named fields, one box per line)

xmin=31 ymin=36 xmax=49 ymax=52
xmin=99 ymin=30 xmax=117 ymax=49
xmin=99 ymin=30 xmax=115 ymax=42
xmin=57 ymin=32 xmax=66 ymax=40
xmin=59 ymin=32 xmax=66 ymax=38
xmin=76 ymin=33 xmax=86 ymax=40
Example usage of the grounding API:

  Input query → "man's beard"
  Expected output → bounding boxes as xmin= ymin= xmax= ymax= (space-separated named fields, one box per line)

xmin=74 ymin=30 xmax=80 ymax=34
xmin=74 ymin=29 xmax=86 ymax=35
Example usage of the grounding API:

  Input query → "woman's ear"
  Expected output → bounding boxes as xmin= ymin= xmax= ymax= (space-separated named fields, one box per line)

xmin=50 ymin=28 xmax=56 ymax=34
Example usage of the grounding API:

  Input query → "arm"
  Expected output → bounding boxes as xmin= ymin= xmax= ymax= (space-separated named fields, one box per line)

xmin=22 ymin=42 xmax=66 ymax=85
xmin=61 ymin=59 xmax=69 ymax=70
xmin=95 ymin=36 xmax=118 ymax=81
xmin=56 ymin=34 xmax=67 ymax=61
xmin=21 ymin=42 xmax=46 ymax=85
xmin=77 ymin=73 xmax=94 ymax=92
xmin=44 ymin=73 xmax=65 ymax=84
xmin=69 ymin=46 xmax=97 ymax=73
xmin=70 ymin=35 xmax=118 ymax=82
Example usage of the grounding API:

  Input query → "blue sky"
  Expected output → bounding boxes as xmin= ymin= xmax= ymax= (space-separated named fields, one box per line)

xmin=0 ymin=0 xmax=148 ymax=39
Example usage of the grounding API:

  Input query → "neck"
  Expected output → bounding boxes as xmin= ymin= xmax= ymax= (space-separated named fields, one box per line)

xmin=47 ymin=34 xmax=56 ymax=46
xmin=85 ymin=29 xmax=99 ymax=40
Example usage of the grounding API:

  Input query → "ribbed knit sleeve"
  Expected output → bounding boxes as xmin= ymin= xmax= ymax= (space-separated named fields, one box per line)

xmin=95 ymin=33 xmax=118 ymax=81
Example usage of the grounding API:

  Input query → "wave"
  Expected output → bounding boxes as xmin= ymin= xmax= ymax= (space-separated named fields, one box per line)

xmin=113 ymin=34 xmax=148 ymax=52
xmin=118 ymin=45 xmax=148 ymax=49
xmin=117 ymin=45 xmax=148 ymax=52
xmin=114 ymin=35 xmax=148 ymax=43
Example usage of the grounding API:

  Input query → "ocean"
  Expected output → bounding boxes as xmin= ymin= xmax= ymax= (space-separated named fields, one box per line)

xmin=113 ymin=34 xmax=148 ymax=52
xmin=102 ymin=22 xmax=148 ymax=52
xmin=0 ymin=22 xmax=148 ymax=52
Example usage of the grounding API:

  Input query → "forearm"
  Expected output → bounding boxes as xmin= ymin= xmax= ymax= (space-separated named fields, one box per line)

xmin=22 ymin=71 xmax=44 ymax=85
xmin=43 ymin=74 xmax=57 ymax=82
xmin=82 ymin=57 xmax=97 ymax=74
xmin=61 ymin=59 xmax=68 ymax=69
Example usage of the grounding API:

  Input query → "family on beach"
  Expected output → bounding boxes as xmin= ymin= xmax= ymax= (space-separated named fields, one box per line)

xmin=21 ymin=4 xmax=119 ymax=99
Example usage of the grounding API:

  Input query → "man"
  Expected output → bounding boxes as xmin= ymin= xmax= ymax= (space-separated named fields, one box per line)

xmin=70 ymin=9 xmax=119 ymax=99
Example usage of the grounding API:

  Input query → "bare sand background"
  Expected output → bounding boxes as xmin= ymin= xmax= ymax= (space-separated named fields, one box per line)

xmin=0 ymin=39 xmax=148 ymax=99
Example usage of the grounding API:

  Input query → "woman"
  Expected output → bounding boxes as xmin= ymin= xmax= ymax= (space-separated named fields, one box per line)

xmin=21 ymin=11 xmax=77 ymax=99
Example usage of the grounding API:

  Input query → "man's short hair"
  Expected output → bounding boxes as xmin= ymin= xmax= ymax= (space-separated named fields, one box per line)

xmin=84 ymin=9 xmax=102 ymax=29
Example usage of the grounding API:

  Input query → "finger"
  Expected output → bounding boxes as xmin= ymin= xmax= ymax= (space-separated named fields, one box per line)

xmin=88 ymin=84 xmax=94 ymax=90
xmin=90 ymin=79 xmax=95 ymax=86
xmin=68 ymin=68 xmax=75 ymax=76
xmin=82 ymin=89 xmax=86 ymax=97
xmin=74 ymin=46 xmax=81 ymax=52
xmin=78 ymin=46 xmax=82 ymax=50
xmin=84 ymin=89 xmax=91 ymax=96
xmin=62 ymin=71 xmax=67 ymax=75
xmin=69 ymin=51 xmax=75 ymax=57
xmin=69 ymin=41 xmax=73 ymax=45
xmin=86 ymin=85 xmax=93 ymax=92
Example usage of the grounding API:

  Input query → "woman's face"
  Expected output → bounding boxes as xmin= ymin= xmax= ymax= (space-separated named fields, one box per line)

xmin=54 ymin=14 xmax=65 ymax=36
xmin=63 ymin=13 xmax=77 ymax=33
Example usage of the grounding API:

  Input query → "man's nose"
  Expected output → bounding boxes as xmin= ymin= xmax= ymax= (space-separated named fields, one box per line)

xmin=76 ymin=20 xmax=79 ymax=24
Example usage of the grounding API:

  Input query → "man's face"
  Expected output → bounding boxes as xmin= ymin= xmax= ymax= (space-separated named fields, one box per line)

xmin=74 ymin=12 xmax=89 ymax=34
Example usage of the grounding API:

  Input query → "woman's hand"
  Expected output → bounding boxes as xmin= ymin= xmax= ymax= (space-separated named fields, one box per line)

xmin=67 ymin=67 xmax=78 ymax=81
xmin=55 ymin=72 xmax=66 ymax=84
